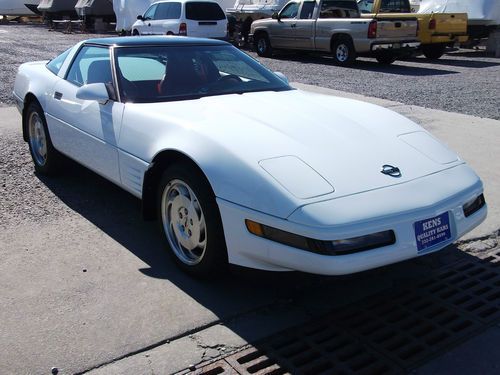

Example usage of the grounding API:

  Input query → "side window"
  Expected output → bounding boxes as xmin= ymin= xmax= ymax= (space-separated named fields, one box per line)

xmin=143 ymin=4 xmax=158 ymax=20
xmin=299 ymin=1 xmax=316 ymax=19
xmin=280 ymin=2 xmax=300 ymax=19
xmin=357 ymin=0 xmax=374 ymax=13
xmin=167 ymin=2 xmax=181 ymax=19
xmin=380 ymin=0 xmax=410 ymax=12
xmin=66 ymin=46 xmax=112 ymax=87
xmin=320 ymin=0 xmax=360 ymax=18
xmin=46 ymin=48 xmax=71 ymax=75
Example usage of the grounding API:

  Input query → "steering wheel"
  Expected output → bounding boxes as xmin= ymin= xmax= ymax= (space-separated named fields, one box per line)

xmin=217 ymin=74 xmax=243 ymax=84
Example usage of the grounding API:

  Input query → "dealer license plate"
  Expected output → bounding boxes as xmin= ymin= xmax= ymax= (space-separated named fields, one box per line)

xmin=414 ymin=212 xmax=451 ymax=252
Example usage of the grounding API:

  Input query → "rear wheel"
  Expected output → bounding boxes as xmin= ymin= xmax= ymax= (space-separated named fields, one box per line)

xmin=422 ymin=43 xmax=446 ymax=59
xmin=26 ymin=101 xmax=62 ymax=175
xmin=332 ymin=37 xmax=355 ymax=66
xmin=254 ymin=33 xmax=272 ymax=57
xmin=157 ymin=162 xmax=228 ymax=278
xmin=132 ymin=29 xmax=139 ymax=36
xmin=376 ymin=52 xmax=397 ymax=64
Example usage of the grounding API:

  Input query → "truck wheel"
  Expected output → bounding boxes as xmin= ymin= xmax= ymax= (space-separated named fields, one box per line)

xmin=422 ymin=44 xmax=446 ymax=59
xmin=376 ymin=53 xmax=397 ymax=65
xmin=254 ymin=34 xmax=272 ymax=57
xmin=332 ymin=37 xmax=355 ymax=66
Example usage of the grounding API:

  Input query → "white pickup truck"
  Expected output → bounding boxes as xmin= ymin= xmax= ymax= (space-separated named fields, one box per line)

xmin=250 ymin=0 xmax=420 ymax=64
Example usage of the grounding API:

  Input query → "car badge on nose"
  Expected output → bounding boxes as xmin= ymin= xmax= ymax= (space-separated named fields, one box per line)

xmin=381 ymin=165 xmax=401 ymax=177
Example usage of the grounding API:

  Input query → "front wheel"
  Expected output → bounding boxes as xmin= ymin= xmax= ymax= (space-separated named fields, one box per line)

xmin=376 ymin=53 xmax=397 ymax=65
xmin=254 ymin=33 xmax=272 ymax=57
xmin=26 ymin=101 xmax=63 ymax=175
xmin=331 ymin=37 xmax=356 ymax=66
xmin=157 ymin=163 xmax=228 ymax=278
xmin=132 ymin=29 xmax=139 ymax=36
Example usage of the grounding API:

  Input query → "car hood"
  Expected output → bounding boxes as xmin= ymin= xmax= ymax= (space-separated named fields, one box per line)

xmin=121 ymin=89 xmax=463 ymax=218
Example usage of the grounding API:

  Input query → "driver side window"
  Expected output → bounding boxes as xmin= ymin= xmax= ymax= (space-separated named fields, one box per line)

xmin=66 ymin=46 xmax=112 ymax=87
xmin=144 ymin=4 xmax=158 ymax=20
xmin=280 ymin=2 xmax=300 ymax=19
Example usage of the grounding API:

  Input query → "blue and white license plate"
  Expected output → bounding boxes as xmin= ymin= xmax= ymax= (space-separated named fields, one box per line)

xmin=414 ymin=212 xmax=451 ymax=252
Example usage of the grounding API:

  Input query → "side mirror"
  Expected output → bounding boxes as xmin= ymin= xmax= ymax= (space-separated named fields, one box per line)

xmin=274 ymin=71 xmax=289 ymax=84
xmin=271 ymin=12 xmax=279 ymax=20
xmin=137 ymin=15 xmax=144 ymax=20
xmin=76 ymin=83 xmax=110 ymax=104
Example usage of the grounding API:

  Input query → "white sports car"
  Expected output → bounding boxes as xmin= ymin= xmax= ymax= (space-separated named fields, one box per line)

xmin=13 ymin=36 xmax=487 ymax=277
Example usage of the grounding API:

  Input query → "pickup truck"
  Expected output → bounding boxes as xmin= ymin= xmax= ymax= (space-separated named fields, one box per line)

xmin=357 ymin=0 xmax=468 ymax=59
xmin=250 ymin=0 xmax=420 ymax=65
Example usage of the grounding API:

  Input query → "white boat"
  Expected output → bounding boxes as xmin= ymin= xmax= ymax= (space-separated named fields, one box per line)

xmin=0 ymin=0 xmax=40 ymax=16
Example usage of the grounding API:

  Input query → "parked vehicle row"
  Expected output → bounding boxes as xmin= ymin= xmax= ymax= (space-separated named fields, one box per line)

xmin=250 ymin=0 xmax=420 ymax=65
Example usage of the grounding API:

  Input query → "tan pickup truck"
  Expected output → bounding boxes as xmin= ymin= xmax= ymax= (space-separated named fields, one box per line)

xmin=357 ymin=0 xmax=468 ymax=59
xmin=250 ymin=0 xmax=420 ymax=65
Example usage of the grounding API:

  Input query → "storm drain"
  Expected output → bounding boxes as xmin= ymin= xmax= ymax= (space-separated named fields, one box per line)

xmin=185 ymin=250 xmax=500 ymax=375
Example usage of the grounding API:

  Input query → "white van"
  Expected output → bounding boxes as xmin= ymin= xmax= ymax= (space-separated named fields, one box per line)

xmin=132 ymin=0 xmax=227 ymax=38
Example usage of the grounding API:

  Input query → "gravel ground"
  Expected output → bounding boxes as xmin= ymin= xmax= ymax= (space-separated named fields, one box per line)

xmin=1 ymin=23 xmax=499 ymax=119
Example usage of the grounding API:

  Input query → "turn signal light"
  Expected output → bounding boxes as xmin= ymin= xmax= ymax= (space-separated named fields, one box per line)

xmin=179 ymin=23 xmax=187 ymax=36
xmin=245 ymin=220 xmax=395 ymax=256
xmin=463 ymin=194 xmax=486 ymax=217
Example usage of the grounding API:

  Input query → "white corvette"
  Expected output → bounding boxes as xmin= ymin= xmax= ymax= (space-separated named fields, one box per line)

xmin=13 ymin=37 xmax=487 ymax=277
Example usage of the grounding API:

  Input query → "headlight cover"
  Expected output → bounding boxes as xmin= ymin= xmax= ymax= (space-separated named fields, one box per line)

xmin=245 ymin=220 xmax=395 ymax=256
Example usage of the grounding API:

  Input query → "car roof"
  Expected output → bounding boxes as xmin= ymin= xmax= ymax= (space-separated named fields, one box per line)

xmin=84 ymin=36 xmax=229 ymax=48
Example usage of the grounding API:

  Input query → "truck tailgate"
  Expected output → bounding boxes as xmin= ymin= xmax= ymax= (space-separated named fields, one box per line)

xmin=429 ymin=13 xmax=468 ymax=34
xmin=375 ymin=17 xmax=418 ymax=38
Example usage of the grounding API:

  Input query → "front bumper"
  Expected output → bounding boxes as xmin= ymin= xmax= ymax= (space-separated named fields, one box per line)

xmin=217 ymin=164 xmax=486 ymax=275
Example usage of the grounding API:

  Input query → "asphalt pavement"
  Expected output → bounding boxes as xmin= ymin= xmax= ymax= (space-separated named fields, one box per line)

xmin=0 ymin=84 xmax=499 ymax=374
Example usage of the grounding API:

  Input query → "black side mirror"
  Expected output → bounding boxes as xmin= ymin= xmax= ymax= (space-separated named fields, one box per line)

xmin=272 ymin=12 xmax=279 ymax=20
xmin=137 ymin=15 xmax=144 ymax=20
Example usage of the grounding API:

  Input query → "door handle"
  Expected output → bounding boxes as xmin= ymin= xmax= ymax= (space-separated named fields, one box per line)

xmin=148 ymin=23 xmax=151 ymax=26
xmin=54 ymin=92 xmax=63 ymax=100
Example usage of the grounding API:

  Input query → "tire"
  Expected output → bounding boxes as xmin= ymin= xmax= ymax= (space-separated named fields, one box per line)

xmin=254 ymin=33 xmax=272 ymax=57
xmin=132 ymin=29 xmax=139 ymax=36
xmin=376 ymin=53 xmax=397 ymax=65
xmin=157 ymin=162 xmax=228 ymax=278
xmin=331 ymin=36 xmax=356 ymax=66
xmin=25 ymin=101 xmax=62 ymax=175
xmin=422 ymin=43 xmax=446 ymax=59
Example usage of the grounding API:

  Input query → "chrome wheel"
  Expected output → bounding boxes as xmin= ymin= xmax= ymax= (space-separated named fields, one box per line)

xmin=336 ymin=43 xmax=349 ymax=62
xmin=28 ymin=111 xmax=47 ymax=166
xmin=161 ymin=179 xmax=207 ymax=265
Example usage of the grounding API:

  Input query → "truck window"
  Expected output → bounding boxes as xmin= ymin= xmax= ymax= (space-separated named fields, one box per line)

xmin=300 ymin=1 xmax=316 ymax=19
xmin=357 ymin=0 xmax=374 ymax=13
xmin=280 ymin=2 xmax=300 ymax=19
xmin=379 ymin=0 xmax=410 ymax=13
xmin=320 ymin=0 xmax=360 ymax=18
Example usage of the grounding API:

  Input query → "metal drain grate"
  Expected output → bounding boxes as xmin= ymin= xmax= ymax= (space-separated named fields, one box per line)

xmin=186 ymin=249 xmax=500 ymax=375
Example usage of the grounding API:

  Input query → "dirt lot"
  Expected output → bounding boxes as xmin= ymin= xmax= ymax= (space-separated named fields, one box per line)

xmin=1 ymin=23 xmax=499 ymax=374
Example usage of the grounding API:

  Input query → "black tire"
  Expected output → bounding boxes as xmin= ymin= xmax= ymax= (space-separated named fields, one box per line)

xmin=25 ymin=101 xmax=63 ymax=175
xmin=331 ymin=36 xmax=356 ymax=66
xmin=422 ymin=43 xmax=446 ymax=59
xmin=376 ymin=52 xmax=397 ymax=65
xmin=157 ymin=162 xmax=228 ymax=278
xmin=254 ymin=33 xmax=272 ymax=57
xmin=132 ymin=29 xmax=139 ymax=36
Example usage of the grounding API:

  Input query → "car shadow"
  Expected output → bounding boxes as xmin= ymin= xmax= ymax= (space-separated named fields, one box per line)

xmin=267 ymin=52 xmax=458 ymax=76
xmin=36 ymin=160 xmax=497 ymax=372
xmin=405 ymin=55 xmax=500 ymax=69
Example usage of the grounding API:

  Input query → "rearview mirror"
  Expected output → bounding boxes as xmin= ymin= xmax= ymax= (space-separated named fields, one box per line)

xmin=76 ymin=83 xmax=110 ymax=104
xmin=137 ymin=15 xmax=144 ymax=20
xmin=274 ymin=71 xmax=289 ymax=84
xmin=271 ymin=12 xmax=279 ymax=20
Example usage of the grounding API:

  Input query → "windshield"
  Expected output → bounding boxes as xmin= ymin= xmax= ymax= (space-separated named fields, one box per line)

xmin=114 ymin=45 xmax=292 ymax=103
